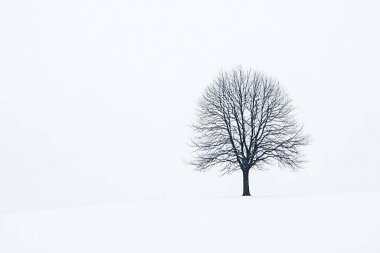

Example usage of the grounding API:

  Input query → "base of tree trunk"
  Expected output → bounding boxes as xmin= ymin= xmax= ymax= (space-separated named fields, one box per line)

xmin=242 ymin=169 xmax=251 ymax=196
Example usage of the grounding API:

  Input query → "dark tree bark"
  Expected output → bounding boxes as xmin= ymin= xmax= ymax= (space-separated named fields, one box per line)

xmin=191 ymin=66 xmax=309 ymax=196
xmin=242 ymin=169 xmax=251 ymax=196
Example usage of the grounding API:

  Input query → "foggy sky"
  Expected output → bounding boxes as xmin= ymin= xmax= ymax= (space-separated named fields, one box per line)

xmin=1 ymin=0 xmax=379 ymax=213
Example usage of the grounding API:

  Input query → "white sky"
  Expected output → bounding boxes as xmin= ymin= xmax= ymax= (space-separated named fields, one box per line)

xmin=1 ymin=0 xmax=379 ymax=213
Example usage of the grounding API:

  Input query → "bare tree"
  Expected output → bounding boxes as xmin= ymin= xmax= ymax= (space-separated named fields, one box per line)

xmin=191 ymin=67 xmax=309 ymax=196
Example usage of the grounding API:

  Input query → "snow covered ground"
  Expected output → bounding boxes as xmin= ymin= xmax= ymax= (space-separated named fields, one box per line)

xmin=1 ymin=192 xmax=379 ymax=253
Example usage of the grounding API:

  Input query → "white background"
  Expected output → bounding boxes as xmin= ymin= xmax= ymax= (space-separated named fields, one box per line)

xmin=1 ymin=0 xmax=379 ymax=214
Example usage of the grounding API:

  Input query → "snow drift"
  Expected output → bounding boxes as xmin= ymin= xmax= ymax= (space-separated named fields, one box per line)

xmin=1 ymin=192 xmax=379 ymax=253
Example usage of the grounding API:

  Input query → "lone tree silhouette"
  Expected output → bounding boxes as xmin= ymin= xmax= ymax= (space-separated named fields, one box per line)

xmin=191 ymin=67 xmax=309 ymax=196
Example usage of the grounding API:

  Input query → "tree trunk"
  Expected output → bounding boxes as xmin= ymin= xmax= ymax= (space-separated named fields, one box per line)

xmin=242 ymin=169 xmax=251 ymax=196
